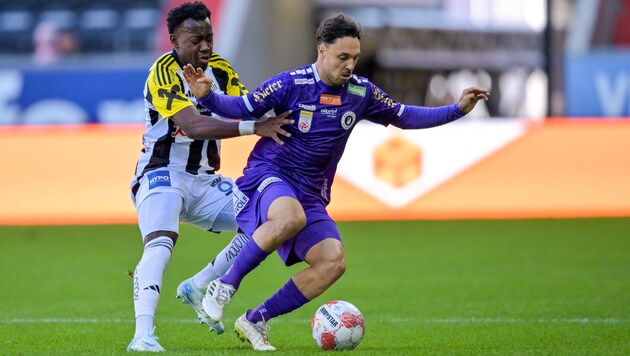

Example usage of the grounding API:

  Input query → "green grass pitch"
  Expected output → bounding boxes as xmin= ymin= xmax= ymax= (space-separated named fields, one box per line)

xmin=0 ymin=218 xmax=629 ymax=355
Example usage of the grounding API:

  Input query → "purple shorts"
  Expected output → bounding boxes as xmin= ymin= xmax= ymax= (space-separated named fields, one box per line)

xmin=235 ymin=176 xmax=341 ymax=266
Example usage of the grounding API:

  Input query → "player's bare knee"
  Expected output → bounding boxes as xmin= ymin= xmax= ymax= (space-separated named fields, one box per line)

xmin=333 ymin=257 xmax=347 ymax=279
xmin=323 ymin=254 xmax=346 ymax=282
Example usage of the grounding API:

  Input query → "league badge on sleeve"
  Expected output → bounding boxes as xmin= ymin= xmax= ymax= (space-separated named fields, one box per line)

xmin=298 ymin=110 xmax=313 ymax=132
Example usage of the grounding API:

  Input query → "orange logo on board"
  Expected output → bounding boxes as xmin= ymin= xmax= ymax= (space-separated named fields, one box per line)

xmin=320 ymin=94 xmax=341 ymax=105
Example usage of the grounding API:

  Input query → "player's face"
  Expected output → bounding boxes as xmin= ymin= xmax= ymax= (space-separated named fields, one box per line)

xmin=171 ymin=18 xmax=213 ymax=71
xmin=317 ymin=36 xmax=361 ymax=86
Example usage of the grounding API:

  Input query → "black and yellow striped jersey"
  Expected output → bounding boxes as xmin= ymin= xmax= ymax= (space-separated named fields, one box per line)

xmin=132 ymin=50 xmax=247 ymax=188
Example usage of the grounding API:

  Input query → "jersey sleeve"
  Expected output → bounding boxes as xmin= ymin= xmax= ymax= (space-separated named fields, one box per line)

xmin=146 ymin=59 xmax=194 ymax=118
xmin=241 ymin=74 xmax=291 ymax=118
xmin=362 ymin=83 xmax=405 ymax=126
xmin=212 ymin=56 xmax=249 ymax=96
xmin=224 ymin=65 xmax=248 ymax=96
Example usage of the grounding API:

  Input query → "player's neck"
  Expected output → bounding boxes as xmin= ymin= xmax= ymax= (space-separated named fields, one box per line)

xmin=314 ymin=62 xmax=335 ymax=87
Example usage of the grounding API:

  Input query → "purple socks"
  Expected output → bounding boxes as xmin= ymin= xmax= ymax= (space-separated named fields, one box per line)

xmin=246 ymin=278 xmax=309 ymax=323
xmin=220 ymin=239 xmax=269 ymax=289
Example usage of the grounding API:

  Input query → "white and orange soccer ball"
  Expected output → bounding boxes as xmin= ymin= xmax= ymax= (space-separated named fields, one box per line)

xmin=311 ymin=300 xmax=365 ymax=350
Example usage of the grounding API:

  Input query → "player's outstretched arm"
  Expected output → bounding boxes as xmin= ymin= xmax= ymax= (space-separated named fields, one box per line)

xmin=179 ymin=63 xmax=294 ymax=144
xmin=386 ymin=86 xmax=489 ymax=129
xmin=172 ymin=107 xmax=293 ymax=144
xmin=183 ymin=63 xmax=259 ymax=120
xmin=457 ymin=86 xmax=490 ymax=114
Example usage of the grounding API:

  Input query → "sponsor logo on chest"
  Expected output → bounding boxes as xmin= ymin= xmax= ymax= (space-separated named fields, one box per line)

xmin=348 ymin=83 xmax=366 ymax=97
xmin=320 ymin=94 xmax=341 ymax=105
xmin=320 ymin=108 xmax=337 ymax=117
xmin=298 ymin=103 xmax=316 ymax=111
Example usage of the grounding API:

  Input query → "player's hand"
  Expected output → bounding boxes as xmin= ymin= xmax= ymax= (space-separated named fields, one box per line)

xmin=457 ymin=86 xmax=490 ymax=113
xmin=254 ymin=110 xmax=294 ymax=145
xmin=182 ymin=63 xmax=213 ymax=98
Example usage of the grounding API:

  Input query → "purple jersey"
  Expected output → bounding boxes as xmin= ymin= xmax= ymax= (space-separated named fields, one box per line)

xmin=199 ymin=63 xmax=465 ymax=204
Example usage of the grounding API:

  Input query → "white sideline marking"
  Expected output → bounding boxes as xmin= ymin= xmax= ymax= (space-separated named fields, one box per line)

xmin=0 ymin=317 xmax=627 ymax=324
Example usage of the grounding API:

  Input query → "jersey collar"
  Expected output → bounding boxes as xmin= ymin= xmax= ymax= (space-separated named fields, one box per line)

xmin=171 ymin=49 xmax=183 ymax=68
xmin=311 ymin=63 xmax=320 ymax=82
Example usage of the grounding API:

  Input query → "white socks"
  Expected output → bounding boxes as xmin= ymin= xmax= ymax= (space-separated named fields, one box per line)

xmin=132 ymin=233 xmax=250 ymax=337
xmin=133 ymin=236 xmax=174 ymax=338
xmin=191 ymin=233 xmax=250 ymax=289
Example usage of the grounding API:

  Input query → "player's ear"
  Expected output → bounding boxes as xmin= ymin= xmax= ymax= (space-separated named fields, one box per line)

xmin=317 ymin=43 xmax=326 ymax=57
xmin=170 ymin=33 xmax=178 ymax=49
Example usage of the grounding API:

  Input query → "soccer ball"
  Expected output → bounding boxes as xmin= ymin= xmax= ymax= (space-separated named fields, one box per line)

xmin=311 ymin=300 xmax=365 ymax=350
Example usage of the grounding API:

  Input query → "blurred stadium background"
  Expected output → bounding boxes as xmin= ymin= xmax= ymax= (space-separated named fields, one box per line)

xmin=0 ymin=0 xmax=629 ymax=223
xmin=1 ymin=1 xmax=629 ymax=354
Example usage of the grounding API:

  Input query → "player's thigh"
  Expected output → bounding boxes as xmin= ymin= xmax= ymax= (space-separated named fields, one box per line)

xmin=279 ymin=218 xmax=343 ymax=266
xmin=268 ymin=196 xmax=306 ymax=224
xmin=136 ymin=191 xmax=183 ymax=239
xmin=236 ymin=179 xmax=303 ymax=236
xmin=183 ymin=176 xmax=238 ymax=232
xmin=262 ymin=183 xmax=306 ymax=231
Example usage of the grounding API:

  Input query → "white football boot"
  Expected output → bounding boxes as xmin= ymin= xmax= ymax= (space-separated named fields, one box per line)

xmin=127 ymin=327 xmax=165 ymax=352
xmin=234 ymin=313 xmax=276 ymax=351
xmin=176 ymin=278 xmax=225 ymax=334
xmin=201 ymin=279 xmax=236 ymax=323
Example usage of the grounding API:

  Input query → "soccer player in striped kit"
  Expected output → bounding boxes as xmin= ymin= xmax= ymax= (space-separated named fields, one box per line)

xmin=184 ymin=12 xmax=489 ymax=351
xmin=127 ymin=2 xmax=292 ymax=352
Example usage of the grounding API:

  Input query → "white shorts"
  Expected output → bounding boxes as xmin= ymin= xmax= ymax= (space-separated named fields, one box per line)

xmin=131 ymin=170 xmax=239 ymax=238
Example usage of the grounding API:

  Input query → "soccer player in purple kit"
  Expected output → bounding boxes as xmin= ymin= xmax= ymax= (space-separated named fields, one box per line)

xmin=182 ymin=13 xmax=489 ymax=351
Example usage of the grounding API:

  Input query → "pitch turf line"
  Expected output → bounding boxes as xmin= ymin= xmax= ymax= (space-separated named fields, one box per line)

xmin=1 ymin=317 xmax=627 ymax=324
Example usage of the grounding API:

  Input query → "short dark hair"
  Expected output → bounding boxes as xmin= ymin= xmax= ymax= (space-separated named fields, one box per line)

xmin=316 ymin=13 xmax=362 ymax=45
xmin=166 ymin=1 xmax=211 ymax=34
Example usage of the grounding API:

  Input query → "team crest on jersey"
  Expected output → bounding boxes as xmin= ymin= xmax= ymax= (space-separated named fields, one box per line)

xmin=340 ymin=111 xmax=357 ymax=130
xmin=147 ymin=171 xmax=171 ymax=189
xmin=298 ymin=110 xmax=313 ymax=132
